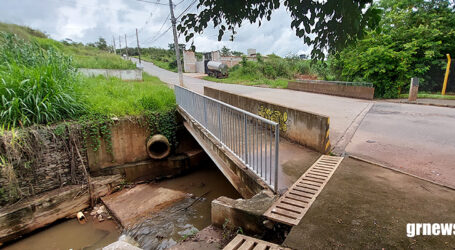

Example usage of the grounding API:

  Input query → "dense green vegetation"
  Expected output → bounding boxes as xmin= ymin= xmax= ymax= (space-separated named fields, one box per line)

xmin=141 ymin=48 xmax=178 ymax=72
xmin=331 ymin=0 xmax=455 ymax=98
xmin=0 ymin=33 xmax=83 ymax=127
xmin=129 ymin=46 xmax=187 ymax=72
xmin=0 ymin=31 xmax=175 ymax=128
xmin=203 ymin=0 xmax=455 ymax=98
xmin=204 ymin=54 xmax=333 ymax=88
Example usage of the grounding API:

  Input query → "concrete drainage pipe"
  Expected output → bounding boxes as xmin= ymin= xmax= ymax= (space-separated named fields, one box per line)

xmin=146 ymin=134 xmax=171 ymax=159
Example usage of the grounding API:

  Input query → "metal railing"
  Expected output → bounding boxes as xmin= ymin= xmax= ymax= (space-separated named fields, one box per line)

xmin=299 ymin=79 xmax=374 ymax=87
xmin=175 ymin=85 xmax=279 ymax=192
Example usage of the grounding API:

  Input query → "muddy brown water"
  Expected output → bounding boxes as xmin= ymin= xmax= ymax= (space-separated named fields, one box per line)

xmin=125 ymin=166 xmax=241 ymax=249
xmin=3 ymin=165 xmax=240 ymax=250
xmin=2 ymin=217 xmax=120 ymax=250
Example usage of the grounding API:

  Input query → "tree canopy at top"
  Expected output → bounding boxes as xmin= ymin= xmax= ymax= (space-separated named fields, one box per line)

xmin=177 ymin=0 xmax=381 ymax=59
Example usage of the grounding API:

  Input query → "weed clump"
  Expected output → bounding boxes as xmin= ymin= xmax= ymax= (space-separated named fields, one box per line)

xmin=0 ymin=32 xmax=83 ymax=127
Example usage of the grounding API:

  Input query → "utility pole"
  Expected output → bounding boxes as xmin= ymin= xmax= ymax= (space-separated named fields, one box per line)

xmin=168 ymin=0 xmax=184 ymax=86
xmin=119 ymin=36 xmax=122 ymax=56
xmin=136 ymin=28 xmax=142 ymax=65
xmin=124 ymin=34 xmax=129 ymax=58
xmin=112 ymin=36 xmax=116 ymax=54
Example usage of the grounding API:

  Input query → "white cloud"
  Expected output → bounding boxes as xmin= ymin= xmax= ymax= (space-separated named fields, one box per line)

xmin=0 ymin=0 xmax=311 ymax=56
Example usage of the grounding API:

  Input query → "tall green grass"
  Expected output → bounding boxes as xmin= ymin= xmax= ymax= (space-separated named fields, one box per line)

xmin=0 ymin=33 xmax=175 ymax=128
xmin=61 ymin=43 xmax=136 ymax=70
xmin=0 ymin=22 xmax=136 ymax=70
xmin=78 ymin=73 xmax=175 ymax=116
xmin=0 ymin=33 xmax=83 ymax=127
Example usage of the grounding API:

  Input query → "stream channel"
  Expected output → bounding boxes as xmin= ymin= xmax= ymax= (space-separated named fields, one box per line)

xmin=3 ymin=165 xmax=240 ymax=250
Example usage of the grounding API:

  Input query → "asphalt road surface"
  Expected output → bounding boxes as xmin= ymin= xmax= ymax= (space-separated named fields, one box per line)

xmin=134 ymin=59 xmax=455 ymax=188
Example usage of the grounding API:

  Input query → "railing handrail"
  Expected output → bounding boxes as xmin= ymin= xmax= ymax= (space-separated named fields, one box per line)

xmin=175 ymin=85 xmax=279 ymax=192
xmin=174 ymin=85 xmax=278 ymax=126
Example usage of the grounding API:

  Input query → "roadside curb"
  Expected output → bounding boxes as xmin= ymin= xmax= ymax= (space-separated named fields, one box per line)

xmin=386 ymin=100 xmax=455 ymax=109
xmin=348 ymin=154 xmax=455 ymax=191
xmin=331 ymin=102 xmax=374 ymax=155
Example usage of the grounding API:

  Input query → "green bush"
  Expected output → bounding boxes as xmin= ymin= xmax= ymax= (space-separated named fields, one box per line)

xmin=0 ymin=33 xmax=83 ymax=127
xmin=332 ymin=0 xmax=455 ymax=98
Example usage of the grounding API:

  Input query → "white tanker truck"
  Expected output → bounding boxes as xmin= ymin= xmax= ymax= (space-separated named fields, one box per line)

xmin=206 ymin=61 xmax=229 ymax=78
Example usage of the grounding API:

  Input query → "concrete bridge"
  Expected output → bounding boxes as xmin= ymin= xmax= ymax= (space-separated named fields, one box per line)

xmin=174 ymin=85 xmax=331 ymax=199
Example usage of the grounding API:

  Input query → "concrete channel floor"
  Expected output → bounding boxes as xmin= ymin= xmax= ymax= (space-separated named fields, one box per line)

xmin=283 ymin=157 xmax=455 ymax=249
xmin=134 ymin=58 xmax=455 ymax=189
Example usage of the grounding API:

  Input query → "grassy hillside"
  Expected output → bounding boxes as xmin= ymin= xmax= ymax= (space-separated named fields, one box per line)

xmin=139 ymin=47 xmax=179 ymax=72
xmin=0 ymin=25 xmax=175 ymax=128
xmin=0 ymin=22 xmax=136 ymax=69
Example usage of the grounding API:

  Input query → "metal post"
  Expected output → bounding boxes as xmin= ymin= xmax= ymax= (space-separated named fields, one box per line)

xmin=203 ymin=98 xmax=207 ymax=127
xmin=442 ymin=54 xmax=451 ymax=95
xmin=218 ymin=104 xmax=222 ymax=140
xmin=244 ymin=114 xmax=248 ymax=165
xmin=274 ymin=125 xmax=279 ymax=192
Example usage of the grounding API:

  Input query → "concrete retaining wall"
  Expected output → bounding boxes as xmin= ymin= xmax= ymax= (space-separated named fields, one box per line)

xmin=288 ymin=80 xmax=375 ymax=100
xmin=86 ymin=116 xmax=206 ymax=181
xmin=78 ymin=68 xmax=143 ymax=80
xmin=204 ymin=87 xmax=331 ymax=153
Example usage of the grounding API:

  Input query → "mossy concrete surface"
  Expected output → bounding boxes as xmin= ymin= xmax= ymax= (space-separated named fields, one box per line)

xmin=283 ymin=157 xmax=455 ymax=249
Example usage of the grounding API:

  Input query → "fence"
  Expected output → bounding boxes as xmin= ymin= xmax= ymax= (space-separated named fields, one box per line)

xmin=175 ymin=85 xmax=279 ymax=191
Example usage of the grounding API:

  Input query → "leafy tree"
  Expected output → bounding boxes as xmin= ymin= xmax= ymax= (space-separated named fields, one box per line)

xmin=168 ymin=43 xmax=186 ymax=53
xmin=332 ymin=0 xmax=455 ymax=98
xmin=177 ymin=0 xmax=381 ymax=60
xmin=95 ymin=37 xmax=108 ymax=51
xmin=221 ymin=46 xmax=231 ymax=56
xmin=232 ymin=51 xmax=243 ymax=57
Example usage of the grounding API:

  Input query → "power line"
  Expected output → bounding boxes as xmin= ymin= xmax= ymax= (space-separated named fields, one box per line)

xmin=135 ymin=0 xmax=169 ymax=6
xmin=176 ymin=0 xmax=197 ymax=19
xmin=142 ymin=0 xmax=196 ymax=45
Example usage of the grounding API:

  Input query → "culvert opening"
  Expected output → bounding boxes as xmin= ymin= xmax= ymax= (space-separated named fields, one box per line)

xmin=147 ymin=134 xmax=171 ymax=159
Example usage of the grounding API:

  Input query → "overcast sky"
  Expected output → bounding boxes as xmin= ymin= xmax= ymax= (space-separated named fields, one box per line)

xmin=0 ymin=0 xmax=310 ymax=56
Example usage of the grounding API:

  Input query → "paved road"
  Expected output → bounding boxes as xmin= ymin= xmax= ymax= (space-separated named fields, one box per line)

xmin=135 ymin=59 xmax=370 ymax=145
xmin=135 ymin=59 xmax=455 ymax=188
xmin=346 ymin=102 xmax=455 ymax=188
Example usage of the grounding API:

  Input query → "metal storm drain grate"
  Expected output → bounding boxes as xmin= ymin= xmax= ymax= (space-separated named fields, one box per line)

xmin=264 ymin=155 xmax=344 ymax=226
xmin=223 ymin=234 xmax=291 ymax=250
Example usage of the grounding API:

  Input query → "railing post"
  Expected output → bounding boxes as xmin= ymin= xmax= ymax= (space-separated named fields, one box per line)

xmin=244 ymin=114 xmax=248 ymax=165
xmin=274 ymin=125 xmax=279 ymax=192
xmin=203 ymin=97 xmax=207 ymax=127
xmin=218 ymin=104 xmax=222 ymax=140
